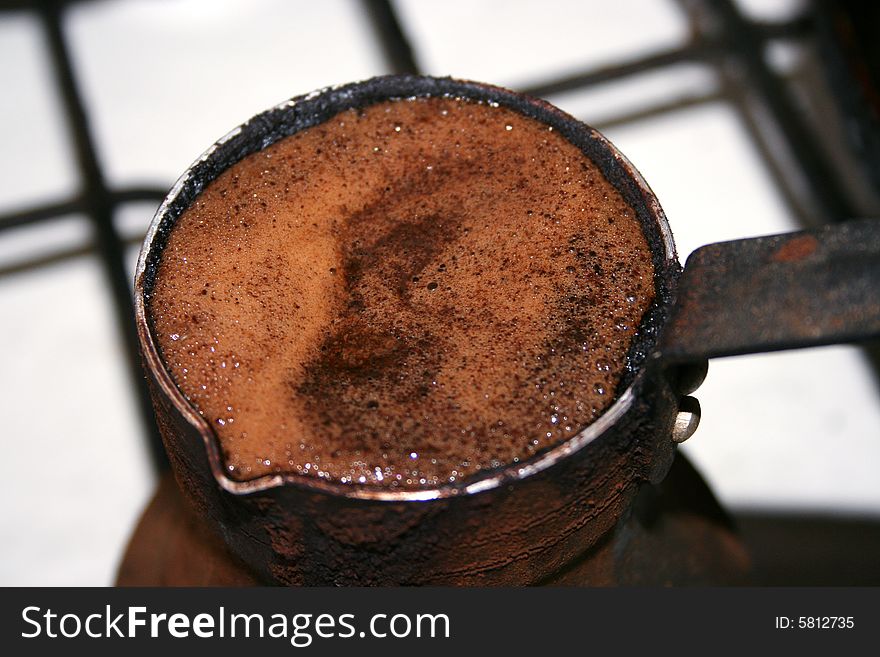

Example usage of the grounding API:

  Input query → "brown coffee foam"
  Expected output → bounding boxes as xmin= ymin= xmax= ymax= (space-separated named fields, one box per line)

xmin=149 ymin=96 xmax=655 ymax=487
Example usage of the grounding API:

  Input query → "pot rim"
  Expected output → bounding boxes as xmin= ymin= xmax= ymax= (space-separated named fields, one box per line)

xmin=134 ymin=74 xmax=678 ymax=502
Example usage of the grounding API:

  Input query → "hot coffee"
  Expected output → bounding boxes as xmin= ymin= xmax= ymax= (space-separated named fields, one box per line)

xmin=149 ymin=95 xmax=655 ymax=488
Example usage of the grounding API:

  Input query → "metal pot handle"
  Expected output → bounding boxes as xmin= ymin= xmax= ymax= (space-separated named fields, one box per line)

xmin=657 ymin=217 xmax=880 ymax=364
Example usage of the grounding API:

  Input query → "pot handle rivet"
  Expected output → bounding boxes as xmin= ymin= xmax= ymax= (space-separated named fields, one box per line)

xmin=672 ymin=396 xmax=701 ymax=444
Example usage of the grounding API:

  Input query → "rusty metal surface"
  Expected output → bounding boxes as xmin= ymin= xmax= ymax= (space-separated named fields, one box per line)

xmin=116 ymin=472 xmax=261 ymax=587
xmin=117 ymin=454 xmax=750 ymax=587
xmin=660 ymin=218 xmax=880 ymax=363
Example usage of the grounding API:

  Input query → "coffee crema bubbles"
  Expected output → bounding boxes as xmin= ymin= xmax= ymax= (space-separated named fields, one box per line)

xmin=149 ymin=96 xmax=656 ymax=488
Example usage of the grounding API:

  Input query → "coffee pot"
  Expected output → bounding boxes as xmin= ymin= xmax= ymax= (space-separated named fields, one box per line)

xmin=132 ymin=76 xmax=879 ymax=585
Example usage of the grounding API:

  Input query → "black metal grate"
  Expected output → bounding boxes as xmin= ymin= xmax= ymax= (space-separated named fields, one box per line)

xmin=0 ymin=0 xmax=869 ymax=478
